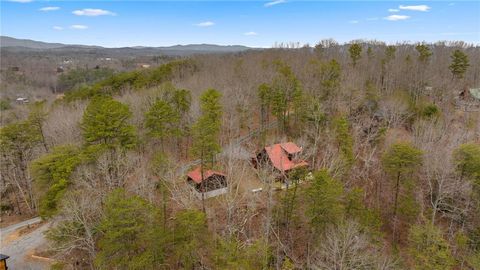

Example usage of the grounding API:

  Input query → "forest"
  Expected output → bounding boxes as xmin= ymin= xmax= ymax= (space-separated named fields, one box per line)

xmin=1 ymin=40 xmax=479 ymax=269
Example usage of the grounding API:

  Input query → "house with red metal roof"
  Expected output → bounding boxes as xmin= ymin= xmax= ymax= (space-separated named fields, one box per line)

xmin=253 ymin=142 xmax=308 ymax=175
xmin=187 ymin=167 xmax=227 ymax=193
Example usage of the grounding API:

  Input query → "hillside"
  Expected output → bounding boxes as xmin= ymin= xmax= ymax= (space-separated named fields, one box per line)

xmin=0 ymin=36 xmax=253 ymax=56
xmin=1 ymin=40 xmax=479 ymax=269
xmin=0 ymin=36 xmax=81 ymax=49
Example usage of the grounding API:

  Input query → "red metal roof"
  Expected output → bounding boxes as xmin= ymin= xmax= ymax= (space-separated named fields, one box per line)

xmin=187 ymin=167 xmax=225 ymax=184
xmin=280 ymin=142 xmax=302 ymax=154
xmin=264 ymin=142 xmax=308 ymax=173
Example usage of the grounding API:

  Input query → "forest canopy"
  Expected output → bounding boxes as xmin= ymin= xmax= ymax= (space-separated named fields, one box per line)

xmin=1 ymin=40 xmax=479 ymax=269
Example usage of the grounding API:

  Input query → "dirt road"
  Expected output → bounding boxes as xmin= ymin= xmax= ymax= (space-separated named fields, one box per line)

xmin=1 ymin=217 xmax=42 ymax=235
xmin=0 ymin=217 xmax=51 ymax=270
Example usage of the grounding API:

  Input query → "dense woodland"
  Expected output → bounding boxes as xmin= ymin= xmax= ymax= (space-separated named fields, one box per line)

xmin=1 ymin=40 xmax=480 ymax=269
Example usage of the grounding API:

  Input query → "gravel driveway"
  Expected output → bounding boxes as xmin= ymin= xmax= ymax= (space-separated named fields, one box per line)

xmin=0 ymin=217 xmax=51 ymax=270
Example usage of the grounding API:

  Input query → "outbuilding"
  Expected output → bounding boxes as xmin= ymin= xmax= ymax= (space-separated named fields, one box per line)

xmin=187 ymin=167 xmax=227 ymax=193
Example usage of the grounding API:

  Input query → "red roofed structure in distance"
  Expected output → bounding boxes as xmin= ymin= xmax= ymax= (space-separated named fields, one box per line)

xmin=253 ymin=142 xmax=309 ymax=174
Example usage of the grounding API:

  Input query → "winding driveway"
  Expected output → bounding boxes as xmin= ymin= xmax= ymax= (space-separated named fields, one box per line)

xmin=0 ymin=217 xmax=51 ymax=270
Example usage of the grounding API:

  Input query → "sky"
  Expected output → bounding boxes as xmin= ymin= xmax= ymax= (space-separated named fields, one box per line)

xmin=1 ymin=0 xmax=479 ymax=48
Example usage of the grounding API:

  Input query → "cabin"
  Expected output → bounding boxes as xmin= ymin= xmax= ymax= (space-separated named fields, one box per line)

xmin=0 ymin=254 xmax=9 ymax=270
xmin=253 ymin=142 xmax=308 ymax=175
xmin=187 ymin=167 xmax=227 ymax=193
xmin=15 ymin=97 xmax=29 ymax=104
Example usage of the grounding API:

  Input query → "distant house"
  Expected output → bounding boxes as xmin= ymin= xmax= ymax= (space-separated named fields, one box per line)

xmin=137 ymin=63 xmax=151 ymax=69
xmin=457 ymin=86 xmax=480 ymax=112
xmin=187 ymin=167 xmax=227 ymax=193
xmin=253 ymin=142 xmax=308 ymax=175
xmin=15 ymin=97 xmax=29 ymax=104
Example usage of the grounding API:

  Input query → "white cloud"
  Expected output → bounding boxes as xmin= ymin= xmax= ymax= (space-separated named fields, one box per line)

xmin=8 ymin=0 xmax=33 ymax=3
xmin=244 ymin=31 xmax=258 ymax=36
xmin=388 ymin=8 xmax=399 ymax=12
xmin=349 ymin=20 xmax=359 ymax=24
xmin=70 ymin=24 xmax=88 ymax=30
xmin=53 ymin=26 xmax=64 ymax=30
xmin=39 ymin=6 xmax=60 ymax=11
xmin=399 ymin=5 xmax=431 ymax=11
xmin=384 ymin=15 xmax=411 ymax=21
xmin=195 ymin=21 xmax=215 ymax=27
xmin=73 ymin=8 xmax=116 ymax=16
xmin=264 ymin=0 xmax=286 ymax=7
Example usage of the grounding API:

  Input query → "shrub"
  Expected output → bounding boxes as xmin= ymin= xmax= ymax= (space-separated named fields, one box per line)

xmin=0 ymin=99 xmax=11 ymax=111
xmin=420 ymin=103 xmax=440 ymax=119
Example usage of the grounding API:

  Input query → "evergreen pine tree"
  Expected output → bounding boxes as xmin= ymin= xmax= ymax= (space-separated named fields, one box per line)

xmin=95 ymin=189 xmax=166 ymax=269
xmin=348 ymin=43 xmax=362 ymax=67
xmin=449 ymin=49 xmax=470 ymax=79
xmin=408 ymin=223 xmax=455 ymax=270
xmin=145 ymin=99 xmax=180 ymax=144
xmin=191 ymin=88 xmax=223 ymax=167
xmin=81 ymin=96 xmax=136 ymax=149
xmin=305 ymin=170 xmax=345 ymax=234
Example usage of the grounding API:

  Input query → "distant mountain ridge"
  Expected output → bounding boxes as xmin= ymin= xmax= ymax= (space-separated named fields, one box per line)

xmin=0 ymin=36 xmax=97 ymax=49
xmin=0 ymin=36 xmax=253 ymax=54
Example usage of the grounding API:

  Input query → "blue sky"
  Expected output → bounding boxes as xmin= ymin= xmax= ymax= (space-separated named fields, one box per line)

xmin=1 ymin=1 xmax=479 ymax=47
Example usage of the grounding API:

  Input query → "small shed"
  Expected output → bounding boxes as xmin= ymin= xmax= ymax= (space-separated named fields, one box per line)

xmin=187 ymin=167 xmax=227 ymax=193
xmin=254 ymin=142 xmax=309 ymax=175
xmin=0 ymin=254 xmax=9 ymax=270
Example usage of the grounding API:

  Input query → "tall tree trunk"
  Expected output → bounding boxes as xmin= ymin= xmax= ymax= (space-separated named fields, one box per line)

xmin=200 ymin=149 xmax=206 ymax=214
xmin=393 ymin=172 xmax=401 ymax=218
xmin=392 ymin=171 xmax=401 ymax=244
xmin=162 ymin=181 xmax=168 ymax=230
